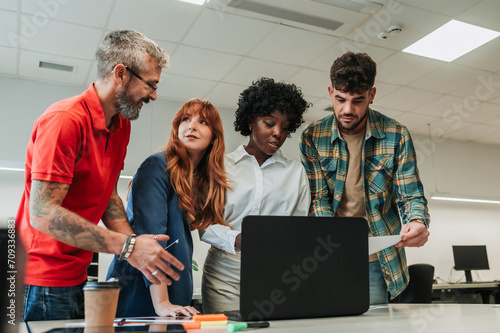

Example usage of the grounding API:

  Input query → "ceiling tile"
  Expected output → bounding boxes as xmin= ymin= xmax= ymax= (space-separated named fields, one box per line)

xmin=375 ymin=86 xmax=441 ymax=112
xmin=425 ymin=118 xmax=464 ymax=137
xmin=0 ymin=46 xmax=17 ymax=76
xmin=21 ymin=0 xmax=113 ymax=28
xmin=308 ymin=43 xmax=395 ymax=72
xmin=408 ymin=125 xmax=428 ymax=138
xmin=158 ymin=74 xmax=216 ymax=102
xmin=409 ymin=63 xmax=482 ymax=94
xmin=345 ymin=3 xmax=450 ymax=51
xmin=485 ymin=116 xmax=500 ymax=126
xmin=304 ymin=98 xmax=332 ymax=122
xmin=108 ymin=0 xmax=201 ymax=43
xmin=377 ymin=52 xmax=444 ymax=85
xmin=155 ymin=40 xmax=179 ymax=59
xmin=411 ymin=95 xmax=466 ymax=118
xmin=19 ymin=50 xmax=92 ymax=85
xmin=375 ymin=108 xmax=405 ymax=120
xmin=473 ymin=131 xmax=500 ymax=145
xmin=168 ymin=45 xmax=242 ymax=81
xmin=20 ymin=15 xmax=102 ymax=60
xmin=393 ymin=112 xmax=441 ymax=132
xmin=223 ymin=58 xmax=300 ymax=86
xmin=304 ymin=96 xmax=321 ymax=107
xmin=204 ymin=82 xmax=246 ymax=109
xmin=446 ymin=123 xmax=500 ymax=141
xmin=474 ymin=102 xmax=500 ymax=124
xmin=289 ymin=68 xmax=330 ymax=98
xmin=451 ymin=73 xmax=500 ymax=102
xmin=0 ymin=1 xmax=17 ymax=11
xmin=374 ymin=81 xmax=400 ymax=99
xmin=183 ymin=9 xmax=274 ymax=55
xmin=397 ymin=0 xmax=481 ymax=17
xmin=0 ymin=10 xmax=17 ymax=48
xmin=249 ymin=25 xmax=338 ymax=66
xmin=490 ymin=95 xmax=500 ymax=105
xmin=454 ymin=38 xmax=500 ymax=73
xmin=457 ymin=0 xmax=500 ymax=31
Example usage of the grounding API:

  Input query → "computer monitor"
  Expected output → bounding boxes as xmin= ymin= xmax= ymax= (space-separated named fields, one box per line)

xmin=452 ymin=245 xmax=489 ymax=282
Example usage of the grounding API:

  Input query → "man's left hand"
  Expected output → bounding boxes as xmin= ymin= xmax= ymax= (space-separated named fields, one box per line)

xmin=395 ymin=221 xmax=429 ymax=248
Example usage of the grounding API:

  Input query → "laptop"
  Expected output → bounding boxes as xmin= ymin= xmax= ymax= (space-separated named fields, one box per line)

xmin=239 ymin=215 xmax=369 ymax=321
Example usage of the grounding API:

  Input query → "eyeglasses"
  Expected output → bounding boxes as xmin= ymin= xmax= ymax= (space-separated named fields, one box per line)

xmin=125 ymin=66 xmax=157 ymax=93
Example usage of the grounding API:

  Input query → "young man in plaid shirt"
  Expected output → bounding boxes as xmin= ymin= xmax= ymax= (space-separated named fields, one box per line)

xmin=299 ymin=52 xmax=430 ymax=304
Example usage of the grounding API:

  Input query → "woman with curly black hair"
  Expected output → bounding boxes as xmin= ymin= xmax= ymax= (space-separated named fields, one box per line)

xmin=199 ymin=77 xmax=311 ymax=314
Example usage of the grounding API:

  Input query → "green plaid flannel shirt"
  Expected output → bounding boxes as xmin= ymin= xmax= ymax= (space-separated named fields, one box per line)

xmin=299 ymin=109 xmax=430 ymax=298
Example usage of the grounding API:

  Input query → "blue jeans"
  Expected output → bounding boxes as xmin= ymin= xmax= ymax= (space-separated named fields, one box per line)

xmin=22 ymin=282 xmax=85 ymax=321
xmin=369 ymin=261 xmax=388 ymax=305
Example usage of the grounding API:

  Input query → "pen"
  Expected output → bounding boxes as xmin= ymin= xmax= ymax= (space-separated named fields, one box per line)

xmin=165 ymin=239 xmax=179 ymax=250
xmin=227 ymin=321 xmax=270 ymax=332
xmin=117 ymin=318 xmax=126 ymax=326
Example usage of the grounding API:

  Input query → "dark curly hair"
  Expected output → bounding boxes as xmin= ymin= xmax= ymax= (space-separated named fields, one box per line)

xmin=234 ymin=77 xmax=310 ymax=137
xmin=330 ymin=52 xmax=376 ymax=94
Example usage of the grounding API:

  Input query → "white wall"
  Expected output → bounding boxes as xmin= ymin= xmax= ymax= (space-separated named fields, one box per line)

xmin=407 ymin=135 xmax=500 ymax=283
xmin=1 ymin=77 xmax=499 ymax=294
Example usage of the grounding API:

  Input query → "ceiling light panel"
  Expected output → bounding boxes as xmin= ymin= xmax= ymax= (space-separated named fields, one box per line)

xmin=403 ymin=20 xmax=500 ymax=62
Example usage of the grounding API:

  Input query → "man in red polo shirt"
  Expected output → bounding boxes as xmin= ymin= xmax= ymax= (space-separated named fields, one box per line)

xmin=16 ymin=30 xmax=185 ymax=321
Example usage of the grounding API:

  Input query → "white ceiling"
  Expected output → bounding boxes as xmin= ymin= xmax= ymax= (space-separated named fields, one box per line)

xmin=1 ymin=0 xmax=500 ymax=145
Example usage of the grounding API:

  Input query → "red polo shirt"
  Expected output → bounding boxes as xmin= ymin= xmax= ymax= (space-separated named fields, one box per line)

xmin=16 ymin=84 xmax=131 ymax=287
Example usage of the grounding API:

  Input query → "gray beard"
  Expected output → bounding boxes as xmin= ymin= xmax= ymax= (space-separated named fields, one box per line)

xmin=115 ymin=92 xmax=148 ymax=121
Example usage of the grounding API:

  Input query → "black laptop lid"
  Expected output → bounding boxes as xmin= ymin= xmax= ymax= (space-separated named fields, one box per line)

xmin=240 ymin=216 xmax=369 ymax=321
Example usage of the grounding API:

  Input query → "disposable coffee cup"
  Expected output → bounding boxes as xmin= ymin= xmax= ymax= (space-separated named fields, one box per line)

xmin=83 ymin=280 xmax=120 ymax=327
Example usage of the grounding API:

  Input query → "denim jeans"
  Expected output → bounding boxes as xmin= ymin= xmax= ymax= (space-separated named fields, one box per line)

xmin=22 ymin=282 xmax=85 ymax=321
xmin=369 ymin=261 xmax=388 ymax=305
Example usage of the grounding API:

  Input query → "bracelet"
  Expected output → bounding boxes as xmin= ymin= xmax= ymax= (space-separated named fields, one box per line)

xmin=118 ymin=234 xmax=137 ymax=261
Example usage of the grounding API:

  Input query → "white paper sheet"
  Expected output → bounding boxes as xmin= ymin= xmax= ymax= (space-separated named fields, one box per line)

xmin=368 ymin=235 xmax=402 ymax=255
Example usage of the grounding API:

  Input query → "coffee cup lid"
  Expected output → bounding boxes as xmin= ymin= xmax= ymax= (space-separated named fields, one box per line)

xmin=83 ymin=279 xmax=120 ymax=291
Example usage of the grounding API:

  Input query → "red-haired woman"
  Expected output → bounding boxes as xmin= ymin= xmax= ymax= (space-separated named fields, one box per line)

xmin=107 ymin=98 xmax=229 ymax=317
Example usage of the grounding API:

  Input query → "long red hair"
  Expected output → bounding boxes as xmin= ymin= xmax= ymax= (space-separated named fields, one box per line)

xmin=164 ymin=99 xmax=229 ymax=230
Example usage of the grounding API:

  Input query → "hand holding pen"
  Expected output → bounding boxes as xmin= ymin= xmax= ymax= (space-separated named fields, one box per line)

xmin=150 ymin=238 xmax=180 ymax=280
xmin=151 ymin=234 xmax=180 ymax=251
xmin=165 ymin=239 xmax=179 ymax=250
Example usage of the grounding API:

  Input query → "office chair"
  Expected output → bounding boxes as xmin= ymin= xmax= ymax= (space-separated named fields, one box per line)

xmin=397 ymin=264 xmax=435 ymax=303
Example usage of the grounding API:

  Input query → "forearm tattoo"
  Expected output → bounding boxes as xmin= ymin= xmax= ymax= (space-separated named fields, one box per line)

xmin=30 ymin=180 xmax=109 ymax=252
xmin=103 ymin=198 xmax=127 ymax=222
xmin=49 ymin=210 xmax=109 ymax=252
xmin=30 ymin=180 xmax=65 ymax=217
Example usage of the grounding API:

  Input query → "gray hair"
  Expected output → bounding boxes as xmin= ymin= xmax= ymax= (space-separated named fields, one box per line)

xmin=95 ymin=30 xmax=169 ymax=80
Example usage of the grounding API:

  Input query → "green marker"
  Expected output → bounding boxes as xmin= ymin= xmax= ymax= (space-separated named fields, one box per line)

xmin=227 ymin=321 xmax=270 ymax=332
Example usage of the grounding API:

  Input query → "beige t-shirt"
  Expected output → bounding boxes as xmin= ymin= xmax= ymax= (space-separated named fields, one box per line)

xmin=335 ymin=130 xmax=378 ymax=262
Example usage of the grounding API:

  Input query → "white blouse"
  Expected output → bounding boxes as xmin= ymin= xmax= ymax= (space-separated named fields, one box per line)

xmin=199 ymin=145 xmax=311 ymax=254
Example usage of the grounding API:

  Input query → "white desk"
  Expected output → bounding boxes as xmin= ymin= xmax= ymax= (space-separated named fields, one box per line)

xmin=432 ymin=281 xmax=500 ymax=304
xmin=25 ymin=304 xmax=500 ymax=333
